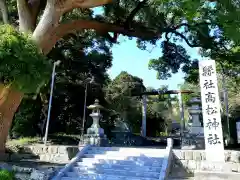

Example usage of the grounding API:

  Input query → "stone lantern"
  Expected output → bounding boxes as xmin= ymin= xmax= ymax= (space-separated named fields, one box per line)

xmin=87 ymin=99 xmax=104 ymax=135
xmin=80 ymin=99 xmax=108 ymax=146
xmin=181 ymin=97 xmax=205 ymax=149
xmin=187 ymin=97 xmax=204 ymax=136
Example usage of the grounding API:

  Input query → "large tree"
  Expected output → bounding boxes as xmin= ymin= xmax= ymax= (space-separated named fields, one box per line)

xmin=105 ymin=71 xmax=145 ymax=131
xmin=0 ymin=0 xmax=238 ymax=152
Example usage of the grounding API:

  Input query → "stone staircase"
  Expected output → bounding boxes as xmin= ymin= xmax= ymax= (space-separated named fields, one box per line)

xmin=52 ymin=139 xmax=173 ymax=180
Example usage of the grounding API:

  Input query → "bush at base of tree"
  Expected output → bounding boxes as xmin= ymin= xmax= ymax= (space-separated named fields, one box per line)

xmin=0 ymin=170 xmax=14 ymax=180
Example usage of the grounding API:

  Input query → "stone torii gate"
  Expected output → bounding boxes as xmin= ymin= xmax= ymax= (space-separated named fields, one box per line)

xmin=133 ymin=90 xmax=194 ymax=137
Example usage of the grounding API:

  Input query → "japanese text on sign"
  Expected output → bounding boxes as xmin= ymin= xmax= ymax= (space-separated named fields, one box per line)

xmin=199 ymin=60 xmax=224 ymax=162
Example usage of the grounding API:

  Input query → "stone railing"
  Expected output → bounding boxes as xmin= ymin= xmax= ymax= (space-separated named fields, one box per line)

xmin=173 ymin=150 xmax=240 ymax=173
xmin=52 ymin=145 xmax=91 ymax=180
xmin=159 ymin=138 xmax=173 ymax=180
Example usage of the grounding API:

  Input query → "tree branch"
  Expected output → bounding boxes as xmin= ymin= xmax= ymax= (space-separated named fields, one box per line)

xmin=168 ymin=30 xmax=199 ymax=47
xmin=33 ymin=0 xmax=114 ymax=52
xmin=39 ymin=20 xmax=159 ymax=54
xmin=105 ymin=33 xmax=119 ymax=43
xmin=0 ymin=0 xmax=9 ymax=24
xmin=105 ymin=0 xmax=147 ymax=43
xmin=164 ymin=21 xmax=215 ymax=48
xmin=28 ymin=0 xmax=45 ymax=27
xmin=124 ymin=0 xmax=148 ymax=29
xmin=56 ymin=0 xmax=114 ymax=14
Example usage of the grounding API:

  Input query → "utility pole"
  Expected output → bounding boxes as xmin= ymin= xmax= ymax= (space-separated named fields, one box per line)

xmin=81 ymin=76 xmax=96 ymax=136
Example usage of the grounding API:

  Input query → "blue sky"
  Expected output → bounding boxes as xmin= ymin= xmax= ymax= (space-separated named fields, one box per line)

xmin=107 ymin=36 xmax=203 ymax=90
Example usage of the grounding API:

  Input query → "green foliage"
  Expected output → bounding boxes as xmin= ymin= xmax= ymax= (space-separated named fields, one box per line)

xmin=148 ymin=41 xmax=191 ymax=80
xmin=105 ymin=74 xmax=177 ymax=134
xmin=0 ymin=170 xmax=14 ymax=180
xmin=105 ymin=71 xmax=144 ymax=131
xmin=0 ymin=24 xmax=51 ymax=93
xmin=156 ymin=131 xmax=168 ymax=137
xmin=11 ymin=98 xmax=42 ymax=137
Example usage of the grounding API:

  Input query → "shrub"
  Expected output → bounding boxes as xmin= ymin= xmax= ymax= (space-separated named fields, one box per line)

xmin=0 ymin=170 xmax=15 ymax=180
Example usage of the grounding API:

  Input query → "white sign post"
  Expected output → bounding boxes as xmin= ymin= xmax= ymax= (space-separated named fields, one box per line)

xmin=199 ymin=60 xmax=225 ymax=162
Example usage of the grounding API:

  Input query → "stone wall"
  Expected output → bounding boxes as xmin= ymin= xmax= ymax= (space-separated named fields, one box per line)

xmin=21 ymin=145 xmax=83 ymax=163
xmin=173 ymin=150 xmax=240 ymax=173
xmin=0 ymin=145 xmax=84 ymax=163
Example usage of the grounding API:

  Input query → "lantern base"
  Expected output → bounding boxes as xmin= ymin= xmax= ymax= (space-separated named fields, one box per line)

xmin=181 ymin=136 xmax=205 ymax=150
xmin=189 ymin=126 xmax=204 ymax=136
xmin=80 ymin=134 xmax=109 ymax=146
xmin=87 ymin=127 xmax=104 ymax=136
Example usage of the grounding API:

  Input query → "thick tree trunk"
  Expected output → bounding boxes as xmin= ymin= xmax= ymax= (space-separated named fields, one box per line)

xmin=32 ymin=1 xmax=61 ymax=52
xmin=17 ymin=0 xmax=35 ymax=32
xmin=0 ymin=0 xmax=9 ymax=24
xmin=0 ymin=86 xmax=23 ymax=153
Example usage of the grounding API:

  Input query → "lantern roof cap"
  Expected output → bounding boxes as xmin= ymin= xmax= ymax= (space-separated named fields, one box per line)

xmin=188 ymin=97 xmax=201 ymax=105
xmin=88 ymin=99 xmax=104 ymax=110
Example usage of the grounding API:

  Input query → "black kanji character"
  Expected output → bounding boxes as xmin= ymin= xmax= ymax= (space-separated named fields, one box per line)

xmin=205 ymin=105 xmax=217 ymax=115
xmin=203 ymin=80 xmax=215 ymax=89
xmin=206 ymin=118 xmax=219 ymax=130
xmin=205 ymin=92 xmax=216 ymax=103
xmin=202 ymin=65 xmax=214 ymax=77
xmin=207 ymin=134 xmax=221 ymax=145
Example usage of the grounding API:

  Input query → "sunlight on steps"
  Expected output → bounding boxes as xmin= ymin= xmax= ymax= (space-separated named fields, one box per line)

xmin=51 ymin=139 xmax=173 ymax=180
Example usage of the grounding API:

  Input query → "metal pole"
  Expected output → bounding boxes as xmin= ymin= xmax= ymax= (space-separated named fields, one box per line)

xmin=142 ymin=95 xmax=147 ymax=137
xmin=44 ymin=61 xmax=60 ymax=145
xmin=178 ymin=92 xmax=185 ymax=143
xmin=82 ymin=83 xmax=88 ymax=136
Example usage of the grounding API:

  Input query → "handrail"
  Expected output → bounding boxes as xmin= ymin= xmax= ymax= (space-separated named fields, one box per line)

xmin=51 ymin=145 xmax=91 ymax=180
xmin=159 ymin=138 xmax=173 ymax=180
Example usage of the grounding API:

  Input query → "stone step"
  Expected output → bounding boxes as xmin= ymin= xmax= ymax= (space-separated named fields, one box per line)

xmin=85 ymin=151 xmax=166 ymax=157
xmin=74 ymin=162 xmax=161 ymax=172
xmin=72 ymin=166 xmax=160 ymax=174
xmin=65 ymin=171 xmax=159 ymax=179
xmin=81 ymin=154 xmax=164 ymax=161
xmin=71 ymin=167 xmax=160 ymax=178
xmin=88 ymin=147 xmax=164 ymax=153
xmin=60 ymin=175 xmax=158 ymax=180
xmin=79 ymin=158 xmax=163 ymax=167
xmin=83 ymin=153 xmax=165 ymax=159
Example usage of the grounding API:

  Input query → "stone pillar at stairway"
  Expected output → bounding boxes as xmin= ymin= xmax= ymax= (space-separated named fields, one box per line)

xmin=80 ymin=99 xmax=108 ymax=146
